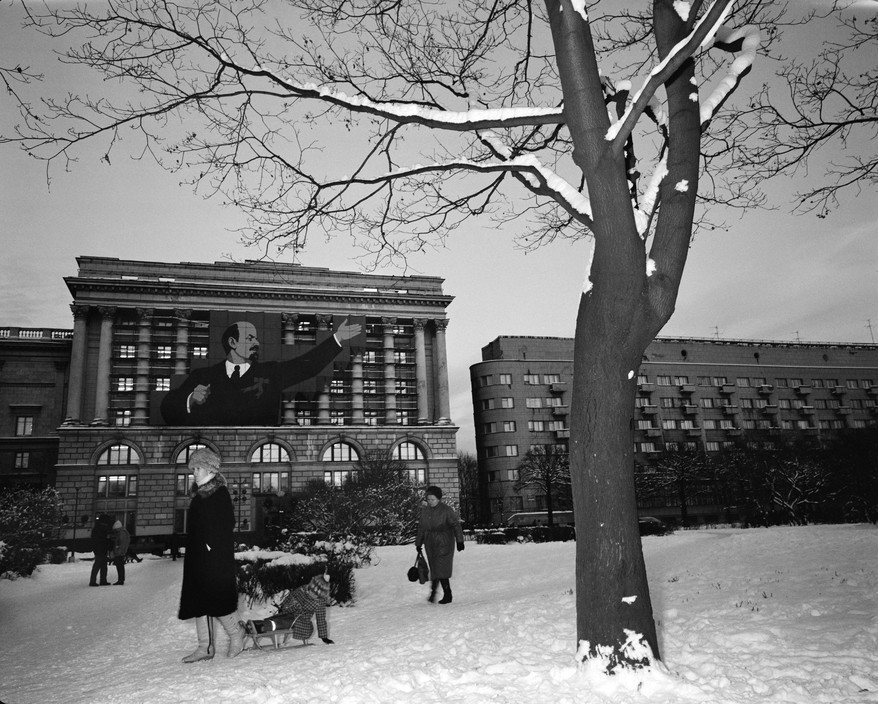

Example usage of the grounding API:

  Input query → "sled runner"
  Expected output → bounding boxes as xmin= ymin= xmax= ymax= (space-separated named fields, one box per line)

xmin=240 ymin=616 xmax=312 ymax=651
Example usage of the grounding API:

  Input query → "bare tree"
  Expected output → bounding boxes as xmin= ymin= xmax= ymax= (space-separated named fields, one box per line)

xmin=1 ymin=0 xmax=786 ymax=669
xmin=712 ymin=2 xmax=877 ymax=217
xmin=514 ymin=446 xmax=572 ymax=525
xmin=456 ymin=452 xmax=481 ymax=525
xmin=635 ymin=450 xmax=715 ymax=527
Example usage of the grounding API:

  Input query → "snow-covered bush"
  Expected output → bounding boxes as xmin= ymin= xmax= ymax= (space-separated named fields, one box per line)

xmin=0 ymin=487 xmax=62 ymax=579
xmin=235 ymin=532 xmax=368 ymax=607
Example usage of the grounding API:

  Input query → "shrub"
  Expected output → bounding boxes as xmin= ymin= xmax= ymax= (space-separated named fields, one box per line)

xmin=235 ymin=532 xmax=371 ymax=608
xmin=528 ymin=525 xmax=576 ymax=543
xmin=0 ymin=487 xmax=62 ymax=579
xmin=47 ymin=546 xmax=69 ymax=564
xmin=474 ymin=530 xmax=509 ymax=545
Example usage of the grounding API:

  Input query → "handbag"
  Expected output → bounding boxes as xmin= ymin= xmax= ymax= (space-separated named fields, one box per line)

xmin=407 ymin=552 xmax=429 ymax=584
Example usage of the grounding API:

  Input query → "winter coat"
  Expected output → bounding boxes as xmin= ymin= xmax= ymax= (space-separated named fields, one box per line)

xmin=112 ymin=525 xmax=130 ymax=559
xmin=91 ymin=522 xmax=111 ymax=560
xmin=270 ymin=574 xmax=331 ymax=641
xmin=416 ymin=501 xmax=464 ymax=580
xmin=178 ymin=473 xmax=239 ymax=620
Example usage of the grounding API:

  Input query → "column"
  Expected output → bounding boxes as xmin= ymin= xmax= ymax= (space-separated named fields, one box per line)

xmin=173 ymin=309 xmax=191 ymax=376
xmin=316 ymin=315 xmax=333 ymax=425
xmin=413 ymin=319 xmax=429 ymax=424
xmin=91 ymin=306 xmax=116 ymax=425
xmin=64 ymin=305 xmax=90 ymax=424
xmin=351 ymin=353 xmax=364 ymax=424
xmin=382 ymin=318 xmax=397 ymax=424
xmin=281 ymin=313 xmax=299 ymax=345
xmin=281 ymin=313 xmax=299 ymax=424
xmin=132 ymin=307 xmax=153 ymax=425
xmin=434 ymin=319 xmax=451 ymax=424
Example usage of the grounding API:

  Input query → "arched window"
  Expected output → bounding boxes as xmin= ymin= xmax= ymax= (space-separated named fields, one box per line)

xmin=321 ymin=442 xmax=359 ymax=462
xmin=175 ymin=443 xmax=207 ymax=465
xmin=97 ymin=444 xmax=138 ymax=465
xmin=393 ymin=442 xmax=425 ymax=461
xmin=251 ymin=443 xmax=290 ymax=463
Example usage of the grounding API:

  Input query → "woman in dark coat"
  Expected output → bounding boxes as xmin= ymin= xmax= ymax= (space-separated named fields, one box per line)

xmin=415 ymin=486 xmax=465 ymax=604
xmin=178 ymin=448 xmax=244 ymax=662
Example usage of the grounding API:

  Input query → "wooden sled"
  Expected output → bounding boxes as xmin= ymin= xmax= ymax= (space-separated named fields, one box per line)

xmin=240 ymin=616 xmax=310 ymax=652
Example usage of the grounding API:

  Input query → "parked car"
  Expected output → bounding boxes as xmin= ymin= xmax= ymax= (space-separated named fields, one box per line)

xmin=638 ymin=516 xmax=673 ymax=536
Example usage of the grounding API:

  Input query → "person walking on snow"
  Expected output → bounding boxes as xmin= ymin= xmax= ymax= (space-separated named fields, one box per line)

xmin=178 ymin=448 xmax=244 ymax=663
xmin=416 ymin=486 xmax=465 ymax=604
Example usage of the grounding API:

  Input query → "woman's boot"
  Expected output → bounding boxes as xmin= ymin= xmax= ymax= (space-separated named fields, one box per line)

xmin=438 ymin=578 xmax=452 ymax=604
xmin=216 ymin=612 xmax=245 ymax=658
xmin=428 ymin=579 xmax=440 ymax=603
xmin=182 ymin=616 xmax=215 ymax=663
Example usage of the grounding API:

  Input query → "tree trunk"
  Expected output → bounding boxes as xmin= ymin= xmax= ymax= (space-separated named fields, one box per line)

xmin=570 ymin=287 xmax=660 ymax=668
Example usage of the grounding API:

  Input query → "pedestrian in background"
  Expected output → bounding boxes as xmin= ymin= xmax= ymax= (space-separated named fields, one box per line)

xmin=88 ymin=514 xmax=112 ymax=587
xmin=416 ymin=486 xmax=465 ymax=604
xmin=111 ymin=520 xmax=130 ymax=585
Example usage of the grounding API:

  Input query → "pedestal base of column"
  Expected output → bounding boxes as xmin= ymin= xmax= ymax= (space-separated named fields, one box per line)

xmin=437 ymin=417 xmax=452 ymax=425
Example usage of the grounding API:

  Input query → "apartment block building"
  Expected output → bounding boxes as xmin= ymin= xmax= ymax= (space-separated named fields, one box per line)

xmin=471 ymin=335 xmax=878 ymax=524
xmin=2 ymin=256 xmax=459 ymax=548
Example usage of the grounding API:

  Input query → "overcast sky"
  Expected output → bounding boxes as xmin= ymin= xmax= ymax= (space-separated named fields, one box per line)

xmin=2 ymin=1 xmax=876 ymax=453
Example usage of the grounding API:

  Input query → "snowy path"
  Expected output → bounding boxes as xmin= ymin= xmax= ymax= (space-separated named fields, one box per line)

xmin=1 ymin=525 xmax=877 ymax=704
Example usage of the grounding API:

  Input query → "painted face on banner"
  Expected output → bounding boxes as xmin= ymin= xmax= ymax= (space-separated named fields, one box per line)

xmin=229 ymin=321 xmax=260 ymax=363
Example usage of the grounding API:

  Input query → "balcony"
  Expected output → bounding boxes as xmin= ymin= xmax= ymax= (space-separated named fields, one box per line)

xmin=646 ymin=428 xmax=662 ymax=437
xmin=555 ymin=429 xmax=571 ymax=439
xmin=831 ymin=386 xmax=847 ymax=396
xmin=762 ymin=404 xmax=779 ymax=414
xmin=722 ymin=405 xmax=738 ymax=415
xmin=758 ymin=384 xmax=774 ymax=394
xmin=552 ymin=407 xmax=569 ymax=418
xmin=683 ymin=404 xmax=699 ymax=415
xmin=685 ymin=427 xmax=702 ymax=437
xmin=637 ymin=382 xmax=655 ymax=392
xmin=638 ymin=404 xmax=658 ymax=415
xmin=837 ymin=407 xmax=852 ymax=415
xmin=801 ymin=406 xmax=815 ymax=415
xmin=719 ymin=384 xmax=736 ymax=395
xmin=795 ymin=384 xmax=812 ymax=395
xmin=679 ymin=383 xmax=697 ymax=394
xmin=550 ymin=382 xmax=567 ymax=394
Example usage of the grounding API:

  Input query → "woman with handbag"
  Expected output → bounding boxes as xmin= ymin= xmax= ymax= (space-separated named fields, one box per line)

xmin=415 ymin=486 xmax=465 ymax=604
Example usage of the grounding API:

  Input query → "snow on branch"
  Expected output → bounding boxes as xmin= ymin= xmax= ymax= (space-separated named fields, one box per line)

xmin=604 ymin=0 xmax=735 ymax=148
xmin=285 ymin=81 xmax=565 ymax=132
xmin=699 ymin=25 xmax=762 ymax=125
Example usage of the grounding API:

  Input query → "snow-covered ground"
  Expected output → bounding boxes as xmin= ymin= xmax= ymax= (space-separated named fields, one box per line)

xmin=1 ymin=524 xmax=876 ymax=704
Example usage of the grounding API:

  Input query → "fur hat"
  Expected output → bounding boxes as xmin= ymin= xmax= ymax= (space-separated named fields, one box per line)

xmin=189 ymin=447 xmax=221 ymax=474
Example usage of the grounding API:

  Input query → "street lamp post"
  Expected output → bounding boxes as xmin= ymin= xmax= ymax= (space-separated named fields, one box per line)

xmin=70 ymin=486 xmax=81 ymax=562
xmin=231 ymin=481 xmax=250 ymax=534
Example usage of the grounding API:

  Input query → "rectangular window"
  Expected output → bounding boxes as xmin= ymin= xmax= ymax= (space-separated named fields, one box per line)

xmin=702 ymin=420 xmax=716 ymax=430
xmin=364 ymin=411 xmax=379 ymax=426
xmin=500 ymin=397 xmax=514 ymax=409
xmin=117 ymin=344 xmax=136 ymax=359
xmin=736 ymin=377 xmax=750 ymax=387
xmin=662 ymin=419 xmax=677 ymax=430
xmin=14 ymin=451 xmax=29 ymax=469
xmin=504 ymin=445 xmax=519 ymax=457
xmin=15 ymin=416 xmax=34 ymax=436
xmin=701 ymin=398 xmax=715 ymax=408
xmin=176 ymin=474 xmax=193 ymax=496
xmin=674 ymin=376 xmax=689 ymax=385
xmin=697 ymin=376 xmax=711 ymax=386
xmin=499 ymin=374 xmax=512 ymax=385
xmin=395 ymin=380 xmax=414 ymax=395
xmin=483 ymin=422 xmax=497 ymax=434
xmin=480 ymin=375 xmax=493 ymax=387
xmin=544 ymin=397 xmax=563 ymax=407
xmin=97 ymin=475 xmax=137 ymax=498
xmin=154 ymin=377 xmax=171 ymax=392
xmin=525 ymin=398 xmax=541 ymax=409
xmin=753 ymin=399 xmax=768 ymax=408
xmin=252 ymin=472 xmax=290 ymax=495
xmin=502 ymin=421 xmax=516 ymax=432
xmin=720 ymin=419 xmax=735 ymax=429
xmin=862 ymin=379 xmax=874 ymax=389
xmin=811 ymin=378 xmax=824 ymax=388
xmin=544 ymin=374 xmax=561 ymax=384
xmin=113 ymin=410 xmax=132 ymax=427
xmin=679 ymin=420 xmax=696 ymax=430
xmin=504 ymin=469 xmax=519 ymax=482
xmin=156 ymin=345 xmax=172 ymax=360
xmin=485 ymin=447 xmax=498 ymax=459
xmin=847 ymin=379 xmax=859 ymax=389
xmin=192 ymin=346 xmax=208 ymax=358
xmin=528 ymin=420 xmax=545 ymax=432
xmin=660 ymin=398 xmax=676 ymax=409
xmin=364 ymin=380 xmax=379 ymax=394
xmin=775 ymin=378 xmax=788 ymax=388
xmin=363 ymin=350 xmax=378 ymax=364
xmin=394 ymin=351 xmax=410 ymax=365
xmin=523 ymin=374 xmax=540 ymax=385
xmin=547 ymin=420 xmax=566 ymax=431
xmin=331 ymin=379 xmax=345 ymax=394
xmin=637 ymin=442 xmax=657 ymax=453
xmin=637 ymin=420 xmax=654 ymax=430
xmin=407 ymin=468 xmax=427 ymax=485
xmin=635 ymin=396 xmax=651 ymax=407
xmin=705 ymin=442 xmax=720 ymax=452
xmin=481 ymin=399 xmax=495 ymax=411
xmin=330 ymin=410 xmax=346 ymax=425
xmin=656 ymin=375 xmax=672 ymax=385
xmin=638 ymin=374 xmax=650 ymax=385
xmin=324 ymin=470 xmax=353 ymax=488
xmin=712 ymin=376 xmax=728 ymax=386
xmin=115 ymin=377 xmax=135 ymax=392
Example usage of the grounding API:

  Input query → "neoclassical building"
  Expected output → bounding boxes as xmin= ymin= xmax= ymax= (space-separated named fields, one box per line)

xmin=44 ymin=256 xmax=458 ymax=547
